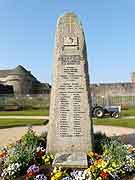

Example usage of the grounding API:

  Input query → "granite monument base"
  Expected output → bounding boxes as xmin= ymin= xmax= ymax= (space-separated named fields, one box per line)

xmin=52 ymin=152 xmax=88 ymax=168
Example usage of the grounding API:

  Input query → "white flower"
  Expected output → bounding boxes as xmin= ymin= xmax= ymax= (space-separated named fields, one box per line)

xmin=53 ymin=167 xmax=57 ymax=173
xmin=35 ymin=174 xmax=47 ymax=180
xmin=36 ymin=147 xmax=41 ymax=152
xmin=41 ymin=147 xmax=46 ymax=152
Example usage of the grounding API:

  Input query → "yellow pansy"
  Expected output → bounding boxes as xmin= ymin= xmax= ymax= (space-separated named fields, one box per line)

xmin=88 ymin=165 xmax=95 ymax=173
xmin=7 ymin=144 xmax=13 ymax=149
xmin=51 ymin=172 xmax=63 ymax=180
xmin=94 ymin=159 xmax=104 ymax=165
xmin=88 ymin=151 xmax=94 ymax=157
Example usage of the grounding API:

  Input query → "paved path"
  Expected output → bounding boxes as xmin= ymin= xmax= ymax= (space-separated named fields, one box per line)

xmin=0 ymin=125 xmax=48 ymax=146
xmin=0 ymin=125 xmax=135 ymax=147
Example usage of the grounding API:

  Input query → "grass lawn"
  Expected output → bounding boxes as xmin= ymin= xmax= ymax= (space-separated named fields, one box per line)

xmin=121 ymin=108 xmax=135 ymax=116
xmin=94 ymin=118 xmax=135 ymax=128
xmin=0 ymin=109 xmax=49 ymax=116
xmin=0 ymin=119 xmax=48 ymax=129
xmin=0 ymin=117 xmax=135 ymax=129
xmin=0 ymin=108 xmax=135 ymax=117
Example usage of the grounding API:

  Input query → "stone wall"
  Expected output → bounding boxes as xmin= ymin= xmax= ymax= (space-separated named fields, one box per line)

xmin=91 ymin=82 xmax=135 ymax=96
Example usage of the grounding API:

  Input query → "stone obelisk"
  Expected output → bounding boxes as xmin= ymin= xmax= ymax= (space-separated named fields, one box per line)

xmin=47 ymin=12 xmax=93 ymax=167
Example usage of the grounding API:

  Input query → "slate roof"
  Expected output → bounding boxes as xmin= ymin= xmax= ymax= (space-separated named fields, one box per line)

xmin=42 ymin=83 xmax=51 ymax=88
xmin=0 ymin=65 xmax=33 ymax=77
xmin=13 ymin=65 xmax=29 ymax=75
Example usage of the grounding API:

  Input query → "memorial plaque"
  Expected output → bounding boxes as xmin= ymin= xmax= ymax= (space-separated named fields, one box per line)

xmin=47 ymin=12 xmax=93 ymax=167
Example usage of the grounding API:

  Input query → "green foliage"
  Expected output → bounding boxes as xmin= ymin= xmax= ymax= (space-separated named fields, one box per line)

xmin=38 ymin=131 xmax=47 ymax=148
xmin=4 ymin=143 xmax=36 ymax=168
xmin=3 ymin=144 xmax=37 ymax=179
xmin=102 ymin=139 xmax=128 ymax=168
xmin=43 ymin=119 xmax=49 ymax=125
xmin=40 ymin=131 xmax=47 ymax=139
xmin=21 ymin=128 xmax=39 ymax=147
xmin=94 ymin=132 xmax=110 ymax=154
xmin=2 ymin=129 xmax=41 ymax=179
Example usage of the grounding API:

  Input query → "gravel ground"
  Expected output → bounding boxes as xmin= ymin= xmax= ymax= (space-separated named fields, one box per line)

xmin=0 ymin=125 xmax=135 ymax=146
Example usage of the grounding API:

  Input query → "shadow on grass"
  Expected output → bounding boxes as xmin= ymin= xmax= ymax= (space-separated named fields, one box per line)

xmin=0 ymin=120 xmax=49 ymax=129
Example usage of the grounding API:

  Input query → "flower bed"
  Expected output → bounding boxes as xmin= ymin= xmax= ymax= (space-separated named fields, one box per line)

xmin=0 ymin=129 xmax=135 ymax=180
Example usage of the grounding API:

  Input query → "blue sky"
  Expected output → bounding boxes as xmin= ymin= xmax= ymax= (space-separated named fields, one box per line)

xmin=0 ymin=0 xmax=135 ymax=84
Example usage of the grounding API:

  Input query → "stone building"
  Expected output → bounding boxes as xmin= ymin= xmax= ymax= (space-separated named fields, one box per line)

xmin=0 ymin=84 xmax=13 ymax=95
xmin=0 ymin=65 xmax=51 ymax=96
xmin=132 ymin=72 xmax=135 ymax=83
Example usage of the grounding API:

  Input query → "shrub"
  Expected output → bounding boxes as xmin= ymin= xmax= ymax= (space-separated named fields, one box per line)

xmin=21 ymin=128 xmax=39 ymax=147
xmin=102 ymin=140 xmax=128 ymax=166
xmin=94 ymin=132 xmax=110 ymax=154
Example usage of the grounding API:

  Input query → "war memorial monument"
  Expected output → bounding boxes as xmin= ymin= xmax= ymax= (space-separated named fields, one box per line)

xmin=47 ymin=12 xmax=93 ymax=168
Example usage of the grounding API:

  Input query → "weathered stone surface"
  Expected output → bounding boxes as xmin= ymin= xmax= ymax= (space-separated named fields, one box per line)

xmin=122 ymin=174 xmax=135 ymax=180
xmin=52 ymin=152 xmax=88 ymax=168
xmin=47 ymin=12 xmax=93 ymax=158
